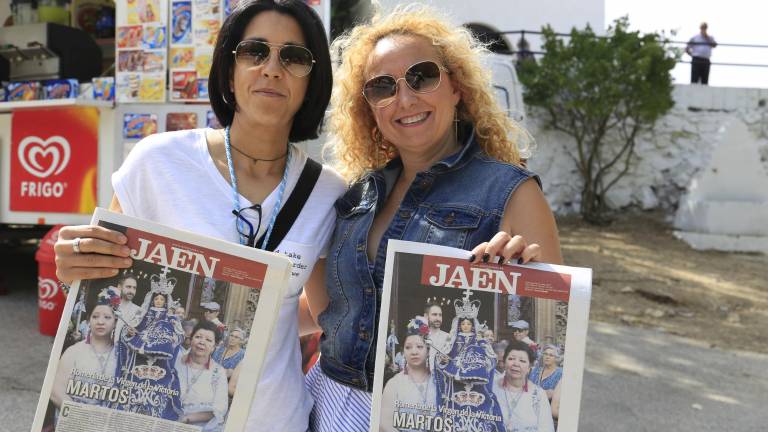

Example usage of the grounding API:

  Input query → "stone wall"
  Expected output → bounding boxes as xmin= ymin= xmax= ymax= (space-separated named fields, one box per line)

xmin=525 ymin=84 xmax=768 ymax=216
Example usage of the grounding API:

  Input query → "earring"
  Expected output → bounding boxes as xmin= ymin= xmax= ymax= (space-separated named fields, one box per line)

xmin=371 ymin=125 xmax=399 ymax=168
xmin=371 ymin=126 xmax=383 ymax=147
xmin=454 ymin=109 xmax=460 ymax=144
xmin=222 ymin=93 xmax=237 ymax=110
xmin=371 ymin=126 xmax=383 ymax=168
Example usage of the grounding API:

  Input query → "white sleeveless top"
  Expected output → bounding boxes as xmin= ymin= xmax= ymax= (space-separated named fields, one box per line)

xmin=113 ymin=129 xmax=346 ymax=431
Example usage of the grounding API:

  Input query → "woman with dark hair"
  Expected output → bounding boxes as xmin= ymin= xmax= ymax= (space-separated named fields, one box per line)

xmin=175 ymin=320 xmax=228 ymax=431
xmin=53 ymin=1 xmax=345 ymax=430
xmin=492 ymin=340 xmax=555 ymax=432
xmin=51 ymin=288 xmax=120 ymax=409
xmin=379 ymin=317 xmax=437 ymax=432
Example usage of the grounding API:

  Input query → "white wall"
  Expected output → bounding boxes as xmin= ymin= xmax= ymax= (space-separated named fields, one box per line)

xmin=525 ymin=84 xmax=768 ymax=216
xmin=378 ymin=0 xmax=605 ymax=50
xmin=0 ymin=0 xmax=10 ymax=24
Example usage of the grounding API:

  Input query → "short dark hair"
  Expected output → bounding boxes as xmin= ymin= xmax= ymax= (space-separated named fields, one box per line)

xmin=192 ymin=319 xmax=223 ymax=345
xmin=118 ymin=273 xmax=137 ymax=285
xmin=503 ymin=339 xmax=536 ymax=364
xmin=424 ymin=303 xmax=442 ymax=314
xmin=209 ymin=0 xmax=332 ymax=142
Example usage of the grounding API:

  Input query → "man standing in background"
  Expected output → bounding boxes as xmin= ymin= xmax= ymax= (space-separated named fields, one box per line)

xmin=424 ymin=303 xmax=451 ymax=354
xmin=686 ymin=22 xmax=717 ymax=85
xmin=201 ymin=301 xmax=226 ymax=333
xmin=114 ymin=273 xmax=142 ymax=342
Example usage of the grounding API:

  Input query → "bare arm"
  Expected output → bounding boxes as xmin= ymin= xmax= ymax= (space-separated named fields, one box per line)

xmin=298 ymin=292 xmax=321 ymax=336
xmin=298 ymin=259 xmax=328 ymax=336
xmin=469 ymin=178 xmax=562 ymax=265
xmin=228 ymin=363 xmax=241 ymax=398
xmin=501 ymin=178 xmax=562 ymax=264
xmin=551 ymin=380 xmax=562 ymax=419
xmin=109 ymin=194 xmax=123 ymax=213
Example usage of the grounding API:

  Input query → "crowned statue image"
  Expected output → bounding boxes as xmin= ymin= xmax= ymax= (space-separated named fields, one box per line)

xmin=110 ymin=267 xmax=184 ymax=419
xmin=434 ymin=289 xmax=505 ymax=431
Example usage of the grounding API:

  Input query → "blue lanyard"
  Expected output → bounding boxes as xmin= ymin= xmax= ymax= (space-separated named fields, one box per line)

xmin=224 ymin=125 xmax=291 ymax=249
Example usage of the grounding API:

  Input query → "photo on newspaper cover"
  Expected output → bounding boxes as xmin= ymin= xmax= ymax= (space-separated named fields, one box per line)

xmin=32 ymin=209 xmax=292 ymax=432
xmin=371 ymin=240 xmax=592 ymax=432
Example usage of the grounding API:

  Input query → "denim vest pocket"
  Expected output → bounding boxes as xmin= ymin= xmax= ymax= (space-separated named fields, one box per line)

xmin=423 ymin=205 xmax=483 ymax=248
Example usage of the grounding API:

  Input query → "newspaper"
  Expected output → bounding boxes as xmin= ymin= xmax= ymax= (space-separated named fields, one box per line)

xmin=371 ymin=240 xmax=592 ymax=432
xmin=32 ymin=208 xmax=292 ymax=432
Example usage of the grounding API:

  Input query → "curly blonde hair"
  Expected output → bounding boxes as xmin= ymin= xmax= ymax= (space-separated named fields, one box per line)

xmin=326 ymin=4 xmax=529 ymax=180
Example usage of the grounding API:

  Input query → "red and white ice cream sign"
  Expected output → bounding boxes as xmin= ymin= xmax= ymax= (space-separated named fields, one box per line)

xmin=10 ymin=107 xmax=99 ymax=213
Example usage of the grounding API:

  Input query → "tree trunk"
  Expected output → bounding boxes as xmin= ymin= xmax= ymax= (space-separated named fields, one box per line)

xmin=580 ymin=181 xmax=610 ymax=225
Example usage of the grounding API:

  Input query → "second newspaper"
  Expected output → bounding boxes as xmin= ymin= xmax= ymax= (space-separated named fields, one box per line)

xmin=371 ymin=240 xmax=592 ymax=432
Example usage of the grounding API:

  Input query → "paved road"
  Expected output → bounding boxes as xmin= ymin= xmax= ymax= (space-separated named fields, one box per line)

xmin=582 ymin=322 xmax=768 ymax=432
xmin=1 ymin=245 xmax=766 ymax=432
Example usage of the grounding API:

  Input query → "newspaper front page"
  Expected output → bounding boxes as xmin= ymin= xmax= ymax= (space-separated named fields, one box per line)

xmin=371 ymin=240 xmax=592 ymax=432
xmin=32 ymin=208 xmax=292 ymax=432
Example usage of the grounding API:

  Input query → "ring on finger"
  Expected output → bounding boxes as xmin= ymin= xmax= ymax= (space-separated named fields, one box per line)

xmin=72 ymin=237 xmax=82 ymax=254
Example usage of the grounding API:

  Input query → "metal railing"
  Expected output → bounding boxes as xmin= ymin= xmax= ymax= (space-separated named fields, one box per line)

xmin=486 ymin=29 xmax=768 ymax=70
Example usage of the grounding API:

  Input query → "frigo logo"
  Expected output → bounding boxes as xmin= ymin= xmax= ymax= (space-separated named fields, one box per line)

xmin=38 ymin=277 xmax=60 ymax=310
xmin=17 ymin=135 xmax=72 ymax=198
xmin=17 ymin=135 xmax=71 ymax=178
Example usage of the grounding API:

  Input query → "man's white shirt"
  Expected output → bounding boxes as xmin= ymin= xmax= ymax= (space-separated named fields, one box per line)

xmin=689 ymin=34 xmax=716 ymax=58
xmin=428 ymin=328 xmax=452 ymax=369
xmin=430 ymin=329 xmax=451 ymax=353
xmin=114 ymin=301 xmax=143 ymax=343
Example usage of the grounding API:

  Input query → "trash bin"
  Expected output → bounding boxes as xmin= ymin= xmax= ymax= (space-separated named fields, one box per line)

xmin=35 ymin=225 xmax=66 ymax=336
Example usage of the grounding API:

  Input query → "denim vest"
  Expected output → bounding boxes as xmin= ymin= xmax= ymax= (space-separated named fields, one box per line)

xmin=318 ymin=132 xmax=539 ymax=391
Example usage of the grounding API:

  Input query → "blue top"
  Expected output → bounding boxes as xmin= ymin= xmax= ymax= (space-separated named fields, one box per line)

xmin=212 ymin=346 xmax=246 ymax=370
xmin=530 ymin=366 xmax=563 ymax=391
xmin=318 ymin=130 xmax=539 ymax=391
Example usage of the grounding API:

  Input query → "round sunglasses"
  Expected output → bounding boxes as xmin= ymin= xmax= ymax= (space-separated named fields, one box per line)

xmin=233 ymin=40 xmax=315 ymax=78
xmin=362 ymin=60 xmax=448 ymax=108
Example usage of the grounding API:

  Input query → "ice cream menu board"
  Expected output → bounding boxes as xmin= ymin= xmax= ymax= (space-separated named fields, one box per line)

xmin=169 ymin=0 xmax=230 ymax=102
xmin=115 ymin=0 xmax=169 ymax=102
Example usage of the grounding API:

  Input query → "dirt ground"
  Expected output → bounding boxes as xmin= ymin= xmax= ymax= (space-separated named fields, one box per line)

xmin=557 ymin=211 xmax=768 ymax=354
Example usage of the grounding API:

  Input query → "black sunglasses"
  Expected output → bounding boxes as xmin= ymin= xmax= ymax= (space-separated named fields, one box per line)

xmin=233 ymin=40 xmax=315 ymax=77
xmin=362 ymin=60 xmax=448 ymax=108
xmin=232 ymin=203 xmax=262 ymax=248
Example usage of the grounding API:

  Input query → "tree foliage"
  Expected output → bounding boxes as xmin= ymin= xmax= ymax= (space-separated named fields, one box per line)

xmin=518 ymin=18 xmax=678 ymax=224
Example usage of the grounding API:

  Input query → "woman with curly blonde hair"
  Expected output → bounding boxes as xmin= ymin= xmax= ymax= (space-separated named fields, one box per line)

xmin=326 ymin=6 xmax=530 ymax=180
xmin=304 ymin=6 xmax=561 ymax=430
